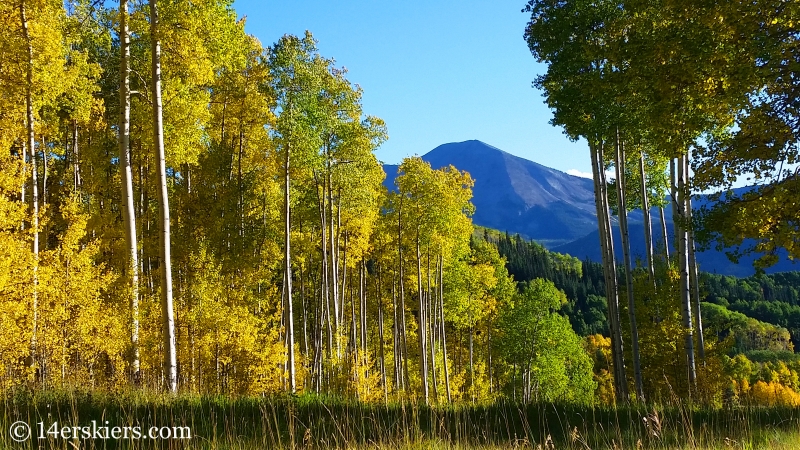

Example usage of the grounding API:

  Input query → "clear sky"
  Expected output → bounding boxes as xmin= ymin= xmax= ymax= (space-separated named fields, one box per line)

xmin=232 ymin=0 xmax=592 ymax=177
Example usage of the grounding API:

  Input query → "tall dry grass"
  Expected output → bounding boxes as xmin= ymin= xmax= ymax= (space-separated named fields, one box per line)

xmin=1 ymin=388 xmax=798 ymax=449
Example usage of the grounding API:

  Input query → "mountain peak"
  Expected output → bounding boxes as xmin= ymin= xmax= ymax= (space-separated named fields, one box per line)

xmin=385 ymin=140 xmax=597 ymax=247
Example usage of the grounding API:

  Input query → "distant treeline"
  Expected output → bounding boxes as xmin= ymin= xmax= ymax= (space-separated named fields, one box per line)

xmin=483 ymin=229 xmax=799 ymax=355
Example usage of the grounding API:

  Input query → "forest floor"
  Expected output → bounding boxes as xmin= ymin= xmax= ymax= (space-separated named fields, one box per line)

xmin=1 ymin=390 xmax=799 ymax=449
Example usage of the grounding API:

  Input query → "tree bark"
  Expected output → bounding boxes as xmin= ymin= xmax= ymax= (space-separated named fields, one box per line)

xmin=376 ymin=263 xmax=388 ymax=401
xmin=72 ymin=120 xmax=80 ymax=191
xmin=21 ymin=0 xmax=39 ymax=373
xmin=119 ymin=0 xmax=140 ymax=380
xmin=327 ymin=160 xmax=341 ymax=360
xmin=41 ymin=137 xmax=47 ymax=208
xmin=660 ymin=206 xmax=670 ymax=260
xmin=639 ymin=151 xmax=655 ymax=282
xmin=674 ymin=155 xmax=697 ymax=385
xmin=684 ymin=153 xmax=705 ymax=361
xmin=284 ymin=140 xmax=296 ymax=392
xmin=397 ymin=199 xmax=410 ymax=392
xmin=150 ymin=0 xmax=177 ymax=393
xmin=439 ymin=254 xmax=451 ymax=403
xmin=590 ymin=139 xmax=627 ymax=400
xmin=416 ymin=232 xmax=429 ymax=404
xmin=615 ymin=134 xmax=644 ymax=400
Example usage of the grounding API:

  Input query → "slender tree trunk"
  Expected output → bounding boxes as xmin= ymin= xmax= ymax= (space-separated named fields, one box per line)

xmin=416 ymin=232 xmax=429 ymax=404
xmin=427 ymin=248 xmax=438 ymax=402
xmin=327 ymin=161 xmax=341 ymax=359
xmin=397 ymin=200 xmax=410 ymax=391
xmin=377 ymin=264 xmax=388 ymax=401
xmin=314 ymin=171 xmax=333 ymax=368
xmin=337 ymin=195 xmax=345 ymax=325
xmin=119 ymin=0 xmax=140 ymax=380
xmin=639 ymin=151 xmax=655 ymax=281
xmin=283 ymin=138 xmax=296 ymax=392
xmin=614 ymin=132 xmax=644 ymax=401
xmin=301 ymin=262 xmax=310 ymax=378
xmin=469 ymin=324 xmax=474 ymax=404
xmin=660 ymin=206 xmax=670 ymax=260
xmin=391 ymin=271 xmax=402 ymax=391
xmin=72 ymin=120 xmax=80 ymax=191
xmin=674 ymin=155 xmax=696 ymax=386
xmin=684 ymin=153 xmax=705 ymax=361
xmin=439 ymin=254 xmax=451 ymax=402
xmin=590 ymin=139 xmax=627 ymax=400
xmin=41 ymin=137 xmax=47 ymax=208
xmin=360 ymin=261 xmax=367 ymax=372
xmin=150 ymin=0 xmax=177 ymax=393
xmin=21 ymin=0 xmax=39 ymax=373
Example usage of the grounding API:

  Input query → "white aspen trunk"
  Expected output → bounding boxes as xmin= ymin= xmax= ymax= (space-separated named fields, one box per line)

xmin=397 ymin=200 xmax=410 ymax=391
xmin=639 ymin=151 xmax=655 ymax=281
xmin=376 ymin=264 xmax=388 ymax=401
xmin=72 ymin=120 xmax=80 ymax=191
xmin=350 ymin=275 xmax=358 ymax=394
xmin=314 ymin=171 xmax=333 ymax=366
xmin=591 ymin=139 xmax=627 ymax=400
xmin=360 ymin=260 xmax=367 ymax=370
xmin=427 ymin=249 xmax=438 ymax=401
xmin=614 ymin=133 xmax=644 ymax=401
xmin=327 ymin=163 xmax=340 ymax=360
xmin=150 ymin=0 xmax=176 ymax=393
xmin=416 ymin=232 xmax=429 ymax=404
xmin=283 ymin=139 xmax=296 ymax=392
xmin=301 ymin=261 xmax=309 ymax=374
xmin=391 ymin=271 xmax=402 ymax=391
xmin=337 ymin=193 xmax=345 ymax=325
xmin=684 ymin=153 xmax=705 ymax=360
xmin=41 ymin=137 xmax=47 ymax=208
xmin=469 ymin=324 xmax=474 ymax=404
xmin=439 ymin=254 xmax=451 ymax=403
xmin=20 ymin=0 xmax=39 ymax=373
xmin=674 ymin=156 xmax=697 ymax=386
xmin=119 ymin=0 xmax=140 ymax=379
xmin=660 ymin=206 xmax=670 ymax=260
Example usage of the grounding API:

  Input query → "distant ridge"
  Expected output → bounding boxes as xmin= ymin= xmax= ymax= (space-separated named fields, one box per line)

xmin=383 ymin=140 xmax=798 ymax=276
xmin=384 ymin=140 xmax=597 ymax=247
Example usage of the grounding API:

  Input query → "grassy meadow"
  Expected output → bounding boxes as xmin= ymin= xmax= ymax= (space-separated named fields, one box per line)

xmin=2 ymin=390 xmax=799 ymax=449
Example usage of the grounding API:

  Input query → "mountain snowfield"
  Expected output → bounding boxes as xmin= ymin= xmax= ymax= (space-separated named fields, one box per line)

xmin=383 ymin=140 xmax=797 ymax=276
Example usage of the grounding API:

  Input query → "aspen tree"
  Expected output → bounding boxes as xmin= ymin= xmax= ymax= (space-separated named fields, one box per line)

xmin=614 ymin=131 xmax=644 ymax=400
xmin=118 ymin=0 xmax=141 ymax=379
xmin=674 ymin=155 xmax=697 ymax=385
xmin=149 ymin=0 xmax=177 ymax=393
xmin=19 ymin=0 xmax=39 ymax=371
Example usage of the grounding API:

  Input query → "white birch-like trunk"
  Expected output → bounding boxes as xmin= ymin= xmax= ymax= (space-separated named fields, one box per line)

xmin=684 ymin=153 xmax=705 ymax=361
xmin=397 ymin=200 xmax=410 ymax=391
xmin=416 ymin=233 xmax=429 ymax=404
xmin=21 ymin=0 xmax=39 ymax=372
xmin=660 ymin=206 xmax=670 ymax=260
xmin=674 ymin=156 xmax=697 ymax=385
xmin=284 ymin=143 xmax=296 ymax=393
xmin=639 ymin=151 xmax=655 ymax=281
xmin=150 ymin=0 xmax=176 ymax=392
xmin=591 ymin=139 xmax=627 ymax=400
xmin=72 ymin=120 xmax=80 ymax=191
xmin=439 ymin=254 xmax=451 ymax=402
xmin=119 ymin=0 xmax=140 ymax=379
xmin=614 ymin=133 xmax=644 ymax=400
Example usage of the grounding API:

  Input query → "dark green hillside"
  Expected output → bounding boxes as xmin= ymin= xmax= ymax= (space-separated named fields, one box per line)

xmin=703 ymin=273 xmax=800 ymax=350
xmin=478 ymin=227 xmax=800 ymax=358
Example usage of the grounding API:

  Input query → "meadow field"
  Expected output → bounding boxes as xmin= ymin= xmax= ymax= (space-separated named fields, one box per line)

xmin=2 ymin=390 xmax=799 ymax=449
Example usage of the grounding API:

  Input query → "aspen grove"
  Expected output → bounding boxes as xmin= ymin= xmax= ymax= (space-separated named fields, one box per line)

xmin=0 ymin=0 xmax=596 ymax=404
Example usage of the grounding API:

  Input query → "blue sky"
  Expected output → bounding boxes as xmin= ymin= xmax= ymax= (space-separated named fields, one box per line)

xmin=232 ymin=0 xmax=592 ymax=177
